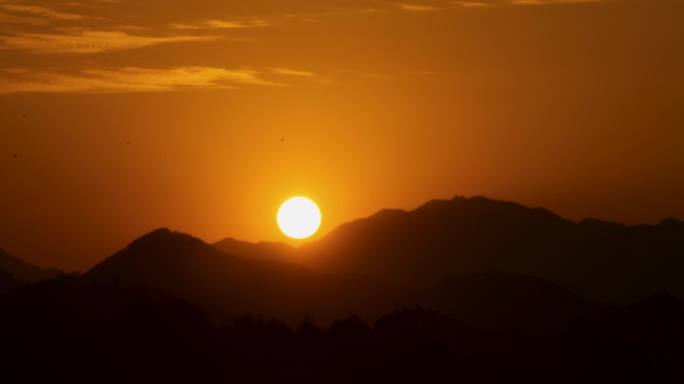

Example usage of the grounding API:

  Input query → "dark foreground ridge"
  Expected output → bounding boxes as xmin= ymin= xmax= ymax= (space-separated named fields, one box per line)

xmin=0 ymin=280 xmax=682 ymax=384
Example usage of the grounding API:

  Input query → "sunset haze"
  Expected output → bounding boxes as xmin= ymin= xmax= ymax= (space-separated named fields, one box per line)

xmin=1 ymin=0 xmax=683 ymax=271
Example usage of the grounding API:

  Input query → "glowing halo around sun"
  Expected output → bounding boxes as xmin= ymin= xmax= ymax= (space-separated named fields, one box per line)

xmin=277 ymin=197 xmax=322 ymax=239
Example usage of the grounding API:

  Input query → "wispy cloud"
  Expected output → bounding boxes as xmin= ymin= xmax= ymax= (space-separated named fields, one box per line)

xmin=0 ymin=30 xmax=219 ymax=54
xmin=410 ymin=70 xmax=443 ymax=76
xmin=451 ymin=0 xmax=607 ymax=6
xmin=512 ymin=0 xmax=605 ymax=4
xmin=271 ymin=68 xmax=316 ymax=77
xmin=453 ymin=1 xmax=496 ymax=7
xmin=0 ymin=66 xmax=283 ymax=94
xmin=397 ymin=3 xmax=446 ymax=11
xmin=171 ymin=18 xmax=274 ymax=30
xmin=0 ymin=11 xmax=45 ymax=25
xmin=2 ymin=4 xmax=87 ymax=20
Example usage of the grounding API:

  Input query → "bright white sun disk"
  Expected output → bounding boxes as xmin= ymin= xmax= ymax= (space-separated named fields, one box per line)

xmin=277 ymin=197 xmax=321 ymax=239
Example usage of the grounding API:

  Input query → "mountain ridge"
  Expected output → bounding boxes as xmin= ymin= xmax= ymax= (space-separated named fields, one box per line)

xmin=295 ymin=195 xmax=684 ymax=304
xmin=82 ymin=225 xmax=607 ymax=334
xmin=7 ymin=195 xmax=682 ymax=314
xmin=213 ymin=195 xmax=684 ymax=305
xmin=82 ymin=227 xmax=413 ymax=325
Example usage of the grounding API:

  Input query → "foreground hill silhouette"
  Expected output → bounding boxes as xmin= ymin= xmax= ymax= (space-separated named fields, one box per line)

xmin=82 ymin=228 xmax=410 ymax=325
xmin=286 ymin=196 xmax=684 ymax=304
xmin=1 ymin=280 xmax=682 ymax=383
xmin=0 ymin=268 xmax=21 ymax=295
xmin=423 ymin=273 xmax=609 ymax=335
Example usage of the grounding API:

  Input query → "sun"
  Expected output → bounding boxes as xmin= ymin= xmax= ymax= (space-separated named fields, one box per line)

xmin=277 ymin=197 xmax=322 ymax=239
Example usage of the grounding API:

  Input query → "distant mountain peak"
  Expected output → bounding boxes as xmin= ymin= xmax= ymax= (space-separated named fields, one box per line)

xmin=126 ymin=228 xmax=205 ymax=251
xmin=85 ymin=228 xmax=221 ymax=281
xmin=128 ymin=227 xmax=175 ymax=243
xmin=407 ymin=195 xmax=566 ymax=223
xmin=658 ymin=217 xmax=684 ymax=229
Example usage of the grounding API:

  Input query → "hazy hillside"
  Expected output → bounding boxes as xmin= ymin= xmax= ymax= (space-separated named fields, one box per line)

xmin=0 ymin=248 xmax=61 ymax=283
xmin=213 ymin=237 xmax=298 ymax=262
xmin=83 ymin=228 xmax=413 ymax=325
xmin=79 ymin=226 xmax=620 ymax=334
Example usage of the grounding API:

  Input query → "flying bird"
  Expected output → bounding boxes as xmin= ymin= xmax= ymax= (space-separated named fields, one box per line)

xmin=13 ymin=154 xmax=18 ymax=159
xmin=22 ymin=114 xmax=26 ymax=118
xmin=280 ymin=137 xmax=285 ymax=142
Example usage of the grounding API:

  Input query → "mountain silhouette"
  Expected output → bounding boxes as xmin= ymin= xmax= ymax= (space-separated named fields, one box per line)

xmin=3 ymin=197 xmax=684 ymax=382
xmin=83 ymin=228 xmax=412 ymax=325
xmin=82 ymin=228 xmax=617 ymax=334
xmin=271 ymin=196 xmax=684 ymax=304
xmin=0 ymin=248 xmax=62 ymax=283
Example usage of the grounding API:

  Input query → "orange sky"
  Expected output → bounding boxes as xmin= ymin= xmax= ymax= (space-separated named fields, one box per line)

xmin=1 ymin=0 xmax=683 ymax=272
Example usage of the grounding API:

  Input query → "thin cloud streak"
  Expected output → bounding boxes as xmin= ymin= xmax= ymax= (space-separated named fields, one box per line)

xmin=0 ymin=11 xmax=47 ymax=24
xmin=271 ymin=68 xmax=316 ymax=77
xmin=512 ymin=0 xmax=606 ymax=4
xmin=171 ymin=18 xmax=274 ymax=30
xmin=2 ymin=4 xmax=87 ymax=20
xmin=397 ymin=3 xmax=446 ymax=11
xmin=0 ymin=30 xmax=220 ymax=54
xmin=451 ymin=0 xmax=611 ymax=6
xmin=0 ymin=66 xmax=284 ymax=94
xmin=452 ymin=1 xmax=496 ymax=7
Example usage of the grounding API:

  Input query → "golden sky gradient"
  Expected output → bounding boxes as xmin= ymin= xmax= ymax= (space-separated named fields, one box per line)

xmin=1 ymin=0 xmax=683 ymax=271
